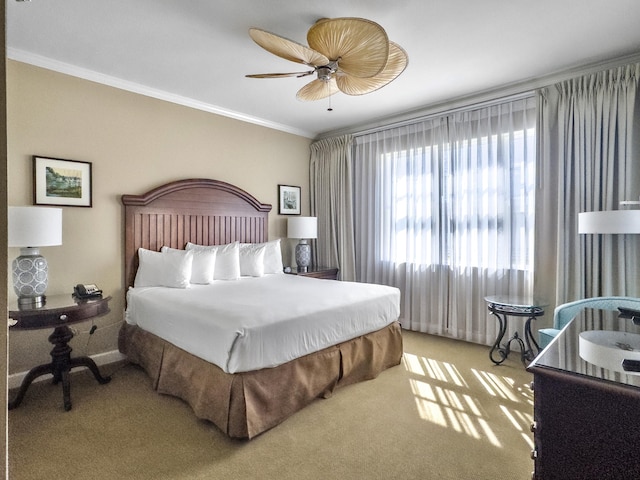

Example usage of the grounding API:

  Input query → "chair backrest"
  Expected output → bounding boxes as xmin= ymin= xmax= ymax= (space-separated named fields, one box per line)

xmin=553 ymin=296 xmax=640 ymax=329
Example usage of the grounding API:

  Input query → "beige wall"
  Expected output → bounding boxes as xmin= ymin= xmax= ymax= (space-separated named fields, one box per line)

xmin=6 ymin=60 xmax=311 ymax=374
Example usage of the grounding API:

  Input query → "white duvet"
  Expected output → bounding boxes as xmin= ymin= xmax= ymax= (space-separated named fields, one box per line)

xmin=125 ymin=274 xmax=400 ymax=373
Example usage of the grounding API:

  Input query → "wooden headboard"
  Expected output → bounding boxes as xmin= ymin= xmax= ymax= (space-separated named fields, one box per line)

xmin=122 ymin=178 xmax=272 ymax=288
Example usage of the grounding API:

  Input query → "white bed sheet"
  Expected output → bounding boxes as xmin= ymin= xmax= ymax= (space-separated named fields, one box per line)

xmin=125 ymin=274 xmax=400 ymax=373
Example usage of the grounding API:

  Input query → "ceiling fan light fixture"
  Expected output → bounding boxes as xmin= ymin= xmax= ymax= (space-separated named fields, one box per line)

xmin=246 ymin=17 xmax=408 ymax=102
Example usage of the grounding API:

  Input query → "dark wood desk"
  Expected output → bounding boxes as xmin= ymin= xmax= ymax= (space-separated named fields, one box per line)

xmin=8 ymin=294 xmax=112 ymax=411
xmin=528 ymin=309 xmax=640 ymax=479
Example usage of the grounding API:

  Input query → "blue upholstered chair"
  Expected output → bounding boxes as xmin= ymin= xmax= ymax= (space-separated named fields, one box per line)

xmin=538 ymin=296 xmax=640 ymax=350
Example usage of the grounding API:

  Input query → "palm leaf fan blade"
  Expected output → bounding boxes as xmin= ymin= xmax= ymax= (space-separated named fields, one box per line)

xmin=307 ymin=18 xmax=389 ymax=78
xmin=249 ymin=28 xmax=329 ymax=66
xmin=337 ymin=42 xmax=408 ymax=95
xmin=296 ymin=78 xmax=340 ymax=101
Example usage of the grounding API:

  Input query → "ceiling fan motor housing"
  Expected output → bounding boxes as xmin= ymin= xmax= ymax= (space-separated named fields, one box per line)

xmin=317 ymin=61 xmax=338 ymax=81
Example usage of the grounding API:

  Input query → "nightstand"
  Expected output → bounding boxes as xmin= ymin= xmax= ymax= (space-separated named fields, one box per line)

xmin=8 ymin=294 xmax=112 ymax=411
xmin=286 ymin=267 xmax=339 ymax=280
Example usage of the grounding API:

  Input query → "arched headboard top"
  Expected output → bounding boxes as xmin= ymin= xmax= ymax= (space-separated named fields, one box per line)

xmin=122 ymin=178 xmax=272 ymax=289
xmin=121 ymin=178 xmax=272 ymax=211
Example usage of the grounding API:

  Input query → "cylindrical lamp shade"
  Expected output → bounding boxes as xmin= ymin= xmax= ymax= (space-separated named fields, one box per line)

xmin=9 ymin=206 xmax=63 ymax=247
xmin=578 ymin=211 xmax=640 ymax=234
xmin=287 ymin=217 xmax=317 ymax=239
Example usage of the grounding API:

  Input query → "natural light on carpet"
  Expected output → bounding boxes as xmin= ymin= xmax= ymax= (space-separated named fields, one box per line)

xmin=403 ymin=353 xmax=534 ymax=449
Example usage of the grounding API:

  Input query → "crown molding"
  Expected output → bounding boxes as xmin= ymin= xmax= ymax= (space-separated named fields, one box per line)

xmin=7 ymin=47 xmax=315 ymax=139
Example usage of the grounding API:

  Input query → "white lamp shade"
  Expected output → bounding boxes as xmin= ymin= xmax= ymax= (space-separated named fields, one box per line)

xmin=578 ymin=210 xmax=640 ymax=234
xmin=8 ymin=206 xmax=63 ymax=247
xmin=287 ymin=217 xmax=317 ymax=239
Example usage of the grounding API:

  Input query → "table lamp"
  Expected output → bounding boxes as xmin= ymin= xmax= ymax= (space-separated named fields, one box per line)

xmin=8 ymin=206 xmax=63 ymax=306
xmin=287 ymin=216 xmax=317 ymax=272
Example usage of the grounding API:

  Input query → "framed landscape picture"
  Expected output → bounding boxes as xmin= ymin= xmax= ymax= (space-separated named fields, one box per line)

xmin=278 ymin=184 xmax=301 ymax=215
xmin=33 ymin=156 xmax=93 ymax=207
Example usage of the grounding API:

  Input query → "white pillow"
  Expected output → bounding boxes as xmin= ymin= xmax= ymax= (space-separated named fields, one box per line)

xmin=161 ymin=246 xmax=216 ymax=284
xmin=239 ymin=243 xmax=267 ymax=277
xmin=186 ymin=241 xmax=241 ymax=280
xmin=134 ymin=247 xmax=193 ymax=288
xmin=240 ymin=239 xmax=284 ymax=274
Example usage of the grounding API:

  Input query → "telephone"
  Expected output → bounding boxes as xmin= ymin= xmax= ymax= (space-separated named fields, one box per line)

xmin=73 ymin=284 xmax=103 ymax=299
xmin=619 ymin=307 xmax=640 ymax=326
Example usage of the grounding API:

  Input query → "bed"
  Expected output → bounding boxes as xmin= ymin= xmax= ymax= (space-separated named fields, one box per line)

xmin=118 ymin=178 xmax=403 ymax=439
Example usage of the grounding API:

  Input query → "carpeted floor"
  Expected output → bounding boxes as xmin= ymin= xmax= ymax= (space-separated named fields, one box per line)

xmin=8 ymin=331 xmax=535 ymax=480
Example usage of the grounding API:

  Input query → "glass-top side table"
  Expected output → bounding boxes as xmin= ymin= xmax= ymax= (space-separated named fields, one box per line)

xmin=485 ymin=295 xmax=547 ymax=365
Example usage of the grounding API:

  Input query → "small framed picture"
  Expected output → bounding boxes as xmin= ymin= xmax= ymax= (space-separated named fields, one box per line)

xmin=278 ymin=184 xmax=301 ymax=215
xmin=33 ymin=156 xmax=93 ymax=207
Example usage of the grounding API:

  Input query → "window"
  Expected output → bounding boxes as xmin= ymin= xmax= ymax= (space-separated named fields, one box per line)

xmin=354 ymin=95 xmax=537 ymax=339
xmin=381 ymin=127 xmax=535 ymax=270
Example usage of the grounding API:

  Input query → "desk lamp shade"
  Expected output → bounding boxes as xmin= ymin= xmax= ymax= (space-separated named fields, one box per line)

xmin=287 ymin=217 xmax=317 ymax=272
xmin=8 ymin=206 xmax=63 ymax=306
xmin=578 ymin=211 xmax=640 ymax=234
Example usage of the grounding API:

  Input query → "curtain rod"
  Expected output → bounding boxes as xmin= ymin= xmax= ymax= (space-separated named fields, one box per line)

xmin=351 ymin=91 xmax=535 ymax=138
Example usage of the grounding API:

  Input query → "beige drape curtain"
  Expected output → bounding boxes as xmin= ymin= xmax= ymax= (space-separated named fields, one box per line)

xmin=537 ymin=62 xmax=640 ymax=308
xmin=309 ymin=134 xmax=356 ymax=281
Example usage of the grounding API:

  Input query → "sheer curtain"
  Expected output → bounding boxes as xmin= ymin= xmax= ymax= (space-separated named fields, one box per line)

xmin=538 ymin=63 xmax=640 ymax=305
xmin=309 ymin=134 xmax=356 ymax=281
xmin=353 ymin=96 xmax=537 ymax=343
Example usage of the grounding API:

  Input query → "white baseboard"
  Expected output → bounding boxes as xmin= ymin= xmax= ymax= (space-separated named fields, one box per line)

xmin=8 ymin=350 xmax=127 ymax=390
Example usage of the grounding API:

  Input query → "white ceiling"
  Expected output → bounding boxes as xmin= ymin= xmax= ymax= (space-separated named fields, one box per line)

xmin=7 ymin=0 xmax=640 ymax=139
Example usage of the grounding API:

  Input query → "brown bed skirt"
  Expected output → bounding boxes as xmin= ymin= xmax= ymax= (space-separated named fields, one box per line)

xmin=118 ymin=321 xmax=403 ymax=439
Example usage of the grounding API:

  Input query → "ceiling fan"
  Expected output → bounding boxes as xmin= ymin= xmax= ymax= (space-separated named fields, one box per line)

xmin=246 ymin=17 xmax=408 ymax=102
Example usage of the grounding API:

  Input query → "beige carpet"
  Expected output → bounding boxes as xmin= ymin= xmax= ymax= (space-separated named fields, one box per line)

xmin=8 ymin=331 xmax=534 ymax=480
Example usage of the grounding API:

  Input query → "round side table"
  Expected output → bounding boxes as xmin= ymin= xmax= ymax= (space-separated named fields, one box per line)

xmin=485 ymin=295 xmax=546 ymax=365
xmin=8 ymin=294 xmax=112 ymax=411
